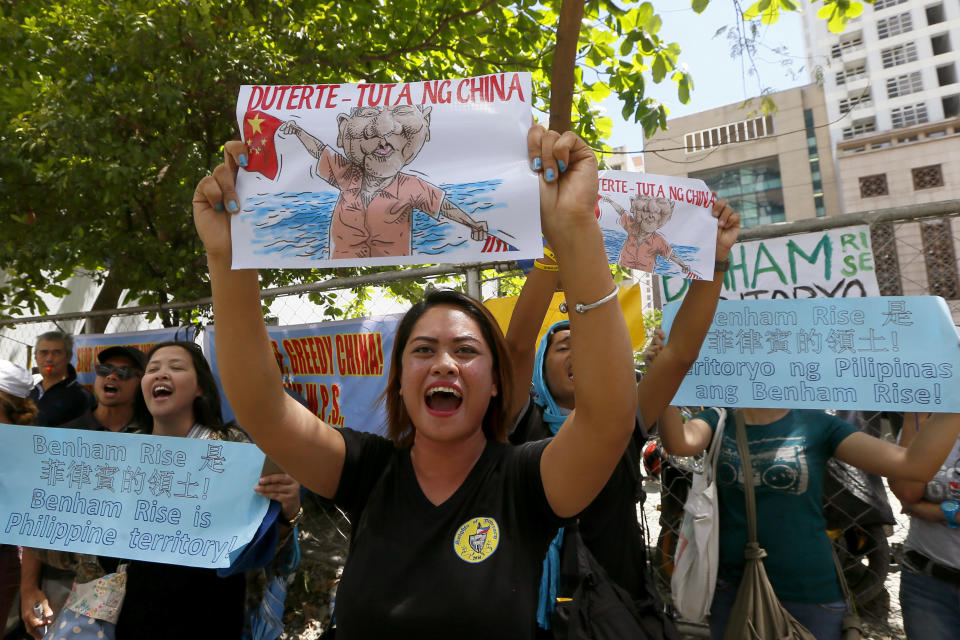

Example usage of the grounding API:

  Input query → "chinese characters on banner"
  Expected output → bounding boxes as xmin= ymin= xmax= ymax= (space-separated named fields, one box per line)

xmin=0 ymin=427 xmax=268 ymax=568
xmin=662 ymin=297 xmax=960 ymax=411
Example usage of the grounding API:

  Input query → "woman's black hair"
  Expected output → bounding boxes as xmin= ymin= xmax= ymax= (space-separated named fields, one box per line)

xmin=144 ymin=341 xmax=225 ymax=432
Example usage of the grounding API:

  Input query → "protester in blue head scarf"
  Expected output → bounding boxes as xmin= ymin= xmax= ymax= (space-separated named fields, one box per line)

xmin=532 ymin=320 xmax=571 ymax=434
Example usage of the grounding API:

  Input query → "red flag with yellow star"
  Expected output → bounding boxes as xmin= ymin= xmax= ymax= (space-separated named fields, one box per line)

xmin=242 ymin=110 xmax=284 ymax=180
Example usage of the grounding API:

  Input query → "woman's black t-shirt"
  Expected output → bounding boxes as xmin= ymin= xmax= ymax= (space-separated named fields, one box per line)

xmin=332 ymin=428 xmax=562 ymax=639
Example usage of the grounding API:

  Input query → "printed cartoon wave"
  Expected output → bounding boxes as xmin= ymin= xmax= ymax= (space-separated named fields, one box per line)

xmin=245 ymin=180 xmax=504 ymax=260
xmin=600 ymin=229 xmax=698 ymax=276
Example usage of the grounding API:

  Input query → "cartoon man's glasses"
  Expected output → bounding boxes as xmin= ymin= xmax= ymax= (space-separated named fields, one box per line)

xmin=94 ymin=364 xmax=141 ymax=380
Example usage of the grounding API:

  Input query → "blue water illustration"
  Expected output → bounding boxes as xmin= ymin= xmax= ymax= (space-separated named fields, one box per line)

xmin=601 ymin=228 xmax=699 ymax=277
xmin=245 ymin=180 xmax=504 ymax=260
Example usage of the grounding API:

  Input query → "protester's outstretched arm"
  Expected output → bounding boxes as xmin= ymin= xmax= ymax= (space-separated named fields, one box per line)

xmin=888 ymin=412 xmax=929 ymax=504
xmin=439 ymin=199 xmax=488 ymax=242
xmin=503 ymin=250 xmax=559 ymax=424
xmin=638 ymin=197 xmax=738 ymax=435
xmin=281 ymin=121 xmax=326 ymax=159
xmin=836 ymin=412 xmax=960 ymax=482
xmin=529 ymin=126 xmax=636 ymax=518
xmin=193 ymin=142 xmax=345 ymax=499
xmin=640 ymin=329 xmax=684 ymax=436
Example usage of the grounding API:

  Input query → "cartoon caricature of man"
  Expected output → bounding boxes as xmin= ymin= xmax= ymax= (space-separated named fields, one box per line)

xmin=281 ymin=105 xmax=488 ymax=258
xmin=600 ymin=194 xmax=690 ymax=275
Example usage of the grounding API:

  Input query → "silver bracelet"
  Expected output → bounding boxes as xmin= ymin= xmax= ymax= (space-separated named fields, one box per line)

xmin=559 ymin=286 xmax=619 ymax=314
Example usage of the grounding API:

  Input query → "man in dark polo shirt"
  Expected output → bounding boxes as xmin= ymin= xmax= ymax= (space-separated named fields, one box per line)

xmin=28 ymin=331 xmax=93 ymax=427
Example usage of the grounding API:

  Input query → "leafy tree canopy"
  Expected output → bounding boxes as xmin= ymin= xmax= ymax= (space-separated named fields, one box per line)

xmin=0 ymin=0 xmax=871 ymax=325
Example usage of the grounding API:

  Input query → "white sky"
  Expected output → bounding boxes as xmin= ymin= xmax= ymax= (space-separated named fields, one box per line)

xmin=600 ymin=3 xmax=809 ymax=154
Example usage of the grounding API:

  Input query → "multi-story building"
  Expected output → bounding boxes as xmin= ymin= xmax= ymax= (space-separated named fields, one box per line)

xmin=605 ymin=145 xmax=645 ymax=172
xmin=802 ymin=0 xmax=960 ymax=212
xmin=643 ymin=84 xmax=841 ymax=227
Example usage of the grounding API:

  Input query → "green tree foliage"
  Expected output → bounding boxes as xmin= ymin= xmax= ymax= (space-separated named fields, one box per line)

xmin=0 ymin=0 xmax=690 ymax=323
xmin=0 ymin=0 xmax=871 ymax=324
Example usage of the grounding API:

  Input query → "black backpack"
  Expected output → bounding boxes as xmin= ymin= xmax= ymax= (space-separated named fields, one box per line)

xmin=551 ymin=523 xmax=650 ymax=640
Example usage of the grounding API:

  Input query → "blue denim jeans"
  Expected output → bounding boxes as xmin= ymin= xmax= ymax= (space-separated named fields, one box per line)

xmin=709 ymin=578 xmax=845 ymax=640
xmin=900 ymin=566 xmax=960 ymax=640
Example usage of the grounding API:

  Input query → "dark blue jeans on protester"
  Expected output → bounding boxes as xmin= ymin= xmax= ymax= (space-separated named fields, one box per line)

xmin=899 ymin=566 xmax=960 ymax=640
xmin=708 ymin=578 xmax=845 ymax=640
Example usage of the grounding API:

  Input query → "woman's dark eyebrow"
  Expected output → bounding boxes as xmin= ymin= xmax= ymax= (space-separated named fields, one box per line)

xmin=409 ymin=335 xmax=482 ymax=344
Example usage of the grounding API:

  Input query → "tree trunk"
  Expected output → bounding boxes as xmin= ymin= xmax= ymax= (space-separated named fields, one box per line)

xmin=83 ymin=270 xmax=125 ymax=334
xmin=548 ymin=0 xmax=586 ymax=133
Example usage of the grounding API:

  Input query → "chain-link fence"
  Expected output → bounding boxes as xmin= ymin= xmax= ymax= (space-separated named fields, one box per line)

xmin=2 ymin=201 xmax=959 ymax=638
xmin=646 ymin=199 xmax=960 ymax=639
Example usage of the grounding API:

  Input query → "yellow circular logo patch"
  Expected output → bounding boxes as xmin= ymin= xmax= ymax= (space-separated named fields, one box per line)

xmin=453 ymin=516 xmax=500 ymax=563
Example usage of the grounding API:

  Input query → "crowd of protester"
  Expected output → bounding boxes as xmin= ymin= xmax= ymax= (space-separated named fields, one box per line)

xmin=0 ymin=124 xmax=958 ymax=640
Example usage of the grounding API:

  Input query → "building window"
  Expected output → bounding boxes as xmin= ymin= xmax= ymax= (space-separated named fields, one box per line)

xmin=859 ymin=174 xmax=889 ymax=198
xmin=926 ymin=3 xmax=945 ymax=25
xmin=886 ymin=72 xmax=924 ymax=98
xmin=842 ymin=118 xmax=877 ymax=139
xmin=944 ymin=95 xmax=960 ymax=118
xmin=803 ymin=108 xmax=825 ymax=217
xmin=877 ymin=12 xmax=912 ymax=39
xmin=874 ymin=0 xmax=908 ymax=8
xmin=871 ymin=222 xmax=903 ymax=296
xmin=839 ymin=89 xmax=873 ymax=114
xmin=831 ymin=32 xmax=864 ymax=58
xmin=690 ymin=157 xmax=785 ymax=227
xmin=920 ymin=219 xmax=960 ymax=299
xmin=890 ymin=103 xmax=929 ymax=128
xmin=931 ymin=33 xmax=951 ymax=56
xmin=836 ymin=62 xmax=867 ymax=85
xmin=880 ymin=42 xmax=918 ymax=68
xmin=912 ymin=164 xmax=944 ymax=190
xmin=937 ymin=64 xmax=957 ymax=86
xmin=683 ymin=115 xmax=775 ymax=153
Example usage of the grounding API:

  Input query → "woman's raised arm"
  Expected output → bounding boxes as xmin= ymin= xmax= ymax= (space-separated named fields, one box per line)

xmin=528 ymin=126 xmax=637 ymax=518
xmin=193 ymin=141 xmax=345 ymax=499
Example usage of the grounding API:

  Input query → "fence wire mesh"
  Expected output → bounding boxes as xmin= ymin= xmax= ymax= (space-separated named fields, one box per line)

xmin=2 ymin=203 xmax=959 ymax=638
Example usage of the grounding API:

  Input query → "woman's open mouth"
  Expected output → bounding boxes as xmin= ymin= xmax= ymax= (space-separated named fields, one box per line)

xmin=151 ymin=384 xmax=173 ymax=400
xmin=425 ymin=384 xmax=463 ymax=415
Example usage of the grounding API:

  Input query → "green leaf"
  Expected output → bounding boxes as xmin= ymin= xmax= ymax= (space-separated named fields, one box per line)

xmin=692 ymin=0 xmax=710 ymax=14
xmin=652 ymin=54 xmax=667 ymax=82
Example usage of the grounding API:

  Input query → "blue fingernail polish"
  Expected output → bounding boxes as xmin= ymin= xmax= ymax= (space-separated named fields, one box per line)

xmin=532 ymin=157 xmax=542 ymax=171
xmin=228 ymin=200 xmax=239 ymax=212
xmin=214 ymin=203 xmax=224 ymax=212
xmin=238 ymin=154 xmax=248 ymax=167
xmin=558 ymin=160 xmax=567 ymax=173
xmin=545 ymin=168 xmax=556 ymax=182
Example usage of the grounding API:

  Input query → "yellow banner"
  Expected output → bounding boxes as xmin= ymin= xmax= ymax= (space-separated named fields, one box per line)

xmin=485 ymin=284 xmax=647 ymax=352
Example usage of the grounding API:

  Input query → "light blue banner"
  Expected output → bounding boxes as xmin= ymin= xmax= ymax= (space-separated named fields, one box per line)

xmin=0 ymin=425 xmax=268 ymax=568
xmin=662 ymin=296 xmax=960 ymax=411
xmin=207 ymin=314 xmax=401 ymax=434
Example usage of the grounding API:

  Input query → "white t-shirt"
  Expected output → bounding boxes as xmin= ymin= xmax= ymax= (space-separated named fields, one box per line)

xmin=901 ymin=432 xmax=960 ymax=570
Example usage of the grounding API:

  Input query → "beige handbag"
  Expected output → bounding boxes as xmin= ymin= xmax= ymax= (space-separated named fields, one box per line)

xmin=722 ymin=411 xmax=816 ymax=640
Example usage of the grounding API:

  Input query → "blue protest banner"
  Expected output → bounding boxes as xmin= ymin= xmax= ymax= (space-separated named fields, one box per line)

xmin=0 ymin=425 xmax=268 ymax=568
xmin=207 ymin=314 xmax=401 ymax=434
xmin=73 ymin=327 xmax=196 ymax=392
xmin=662 ymin=296 xmax=960 ymax=411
